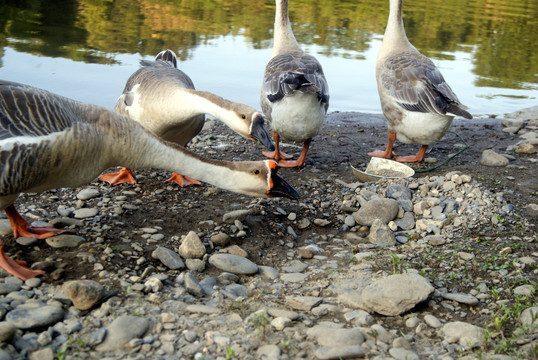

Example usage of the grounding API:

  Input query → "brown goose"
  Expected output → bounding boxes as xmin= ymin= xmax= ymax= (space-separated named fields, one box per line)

xmin=371 ymin=0 xmax=472 ymax=162
xmin=260 ymin=0 xmax=329 ymax=168
xmin=100 ymin=49 xmax=274 ymax=185
xmin=0 ymin=80 xmax=298 ymax=280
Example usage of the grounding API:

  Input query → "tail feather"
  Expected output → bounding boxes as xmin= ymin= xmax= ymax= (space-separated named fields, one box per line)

xmin=447 ymin=103 xmax=472 ymax=119
xmin=155 ymin=49 xmax=177 ymax=68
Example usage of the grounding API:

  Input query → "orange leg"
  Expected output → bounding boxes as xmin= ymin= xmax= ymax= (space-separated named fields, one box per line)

xmin=166 ymin=173 xmax=201 ymax=187
xmin=98 ymin=167 xmax=136 ymax=185
xmin=0 ymin=242 xmax=45 ymax=280
xmin=5 ymin=204 xmax=68 ymax=239
xmin=368 ymin=131 xmax=398 ymax=159
xmin=262 ymin=132 xmax=293 ymax=162
xmin=277 ymin=138 xmax=312 ymax=168
xmin=395 ymin=145 xmax=428 ymax=163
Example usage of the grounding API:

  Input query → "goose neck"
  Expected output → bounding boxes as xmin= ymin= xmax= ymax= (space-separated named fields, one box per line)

xmin=272 ymin=0 xmax=301 ymax=56
xmin=382 ymin=0 xmax=412 ymax=51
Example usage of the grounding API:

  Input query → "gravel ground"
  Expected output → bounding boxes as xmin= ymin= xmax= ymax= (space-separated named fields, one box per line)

xmin=0 ymin=107 xmax=536 ymax=360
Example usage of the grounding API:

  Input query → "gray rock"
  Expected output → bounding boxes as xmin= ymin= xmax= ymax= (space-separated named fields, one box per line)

xmin=424 ymin=314 xmax=442 ymax=328
xmin=76 ymin=188 xmax=101 ymax=200
xmin=0 ymin=219 xmax=12 ymax=235
xmin=256 ymin=344 xmax=280 ymax=360
xmin=315 ymin=345 xmax=369 ymax=359
xmin=307 ymin=325 xmax=365 ymax=346
xmin=386 ymin=185 xmax=413 ymax=201
xmin=267 ymin=308 xmax=300 ymax=320
xmin=88 ymin=328 xmax=107 ymax=346
xmin=441 ymin=292 xmax=479 ymax=305
xmin=73 ymin=207 xmax=99 ymax=219
xmin=210 ymin=232 xmax=230 ymax=247
xmin=208 ymin=254 xmax=258 ymax=275
xmin=389 ymin=348 xmax=419 ymax=360
xmin=361 ymin=273 xmax=434 ymax=316
xmin=354 ymin=198 xmax=399 ymax=225
xmin=0 ymin=282 xmax=21 ymax=295
xmin=280 ymin=273 xmax=308 ymax=283
xmin=63 ymin=280 xmax=105 ymax=310
xmin=184 ymin=272 xmax=205 ymax=297
xmin=520 ymin=306 xmax=538 ymax=329
xmin=96 ymin=315 xmax=149 ymax=352
xmin=440 ymin=321 xmax=484 ymax=349
xmin=368 ymin=218 xmax=396 ymax=246
xmin=45 ymin=234 xmax=85 ymax=248
xmin=178 ymin=231 xmax=206 ymax=259
xmin=222 ymin=209 xmax=250 ymax=223
xmin=270 ymin=317 xmax=291 ymax=331
xmin=343 ymin=309 xmax=374 ymax=326
xmin=153 ymin=246 xmax=185 ymax=270
xmin=480 ymin=149 xmax=509 ymax=167
xmin=281 ymin=260 xmax=308 ymax=273
xmin=286 ymin=296 xmax=322 ymax=311
xmin=258 ymin=266 xmax=279 ymax=280
xmin=28 ymin=348 xmax=54 ymax=360
xmin=6 ymin=305 xmax=64 ymax=330
xmin=185 ymin=258 xmax=205 ymax=272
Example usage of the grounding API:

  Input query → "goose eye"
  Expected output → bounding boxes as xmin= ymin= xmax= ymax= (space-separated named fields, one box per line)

xmin=252 ymin=169 xmax=261 ymax=175
xmin=241 ymin=114 xmax=246 ymax=119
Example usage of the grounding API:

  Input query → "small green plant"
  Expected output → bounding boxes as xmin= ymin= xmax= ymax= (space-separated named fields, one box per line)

xmin=280 ymin=339 xmax=291 ymax=354
xmin=253 ymin=310 xmax=270 ymax=340
xmin=225 ymin=347 xmax=235 ymax=359
xmin=389 ymin=252 xmax=403 ymax=274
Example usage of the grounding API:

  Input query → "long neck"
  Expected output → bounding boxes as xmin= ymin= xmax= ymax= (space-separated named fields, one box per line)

xmin=179 ymin=90 xmax=249 ymax=139
xmin=272 ymin=0 xmax=301 ymax=57
xmin=380 ymin=0 xmax=414 ymax=56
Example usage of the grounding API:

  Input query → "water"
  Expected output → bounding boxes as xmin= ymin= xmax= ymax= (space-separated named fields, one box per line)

xmin=0 ymin=0 xmax=536 ymax=116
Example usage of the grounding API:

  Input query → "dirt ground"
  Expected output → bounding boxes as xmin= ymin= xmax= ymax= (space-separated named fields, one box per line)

xmin=5 ymin=111 xmax=538 ymax=282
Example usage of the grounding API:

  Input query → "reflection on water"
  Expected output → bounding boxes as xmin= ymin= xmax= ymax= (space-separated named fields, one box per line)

xmin=0 ymin=0 xmax=536 ymax=115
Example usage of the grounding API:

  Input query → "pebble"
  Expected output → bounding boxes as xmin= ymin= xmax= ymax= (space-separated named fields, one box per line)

xmin=0 ymin=322 xmax=16 ymax=343
xmin=63 ymin=280 xmax=105 ymax=310
xmin=307 ymin=325 xmax=365 ymax=346
xmin=6 ymin=305 xmax=64 ymax=330
xmin=286 ymin=296 xmax=323 ymax=311
xmin=441 ymin=321 xmax=484 ymax=349
xmin=152 ymin=246 xmax=185 ymax=270
xmin=480 ymin=149 xmax=509 ymax=166
xmin=424 ymin=314 xmax=442 ymax=328
xmin=178 ymin=231 xmax=206 ymax=259
xmin=222 ymin=209 xmax=250 ymax=223
xmin=441 ymin=292 xmax=479 ymax=305
xmin=210 ymin=232 xmax=230 ymax=247
xmin=96 ymin=315 xmax=149 ymax=352
xmin=73 ymin=207 xmax=99 ymax=219
xmin=45 ymin=234 xmax=85 ymax=248
xmin=353 ymin=198 xmax=399 ymax=225
xmin=76 ymin=187 xmax=101 ymax=200
xmin=208 ymin=254 xmax=258 ymax=274
xmin=315 ymin=345 xmax=368 ymax=360
xmin=368 ymin=218 xmax=396 ymax=246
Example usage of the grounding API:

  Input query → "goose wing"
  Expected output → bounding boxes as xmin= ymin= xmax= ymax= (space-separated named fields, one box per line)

xmin=380 ymin=52 xmax=471 ymax=119
xmin=263 ymin=51 xmax=329 ymax=109
xmin=0 ymin=80 xmax=82 ymax=140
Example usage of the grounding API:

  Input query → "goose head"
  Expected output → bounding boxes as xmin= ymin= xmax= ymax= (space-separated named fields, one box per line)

xmin=227 ymin=160 xmax=299 ymax=200
xmin=226 ymin=102 xmax=275 ymax=151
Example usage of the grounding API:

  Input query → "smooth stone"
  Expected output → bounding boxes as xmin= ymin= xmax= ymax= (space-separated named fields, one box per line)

xmin=425 ymin=235 xmax=446 ymax=246
xmin=45 ymin=234 xmax=85 ymax=248
xmin=441 ymin=292 xmax=479 ymax=305
xmin=280 ymin=273 xmax=308 ymax=283
xmin=0 ymin=219 xmax=12 ymax=235
xmin=368 ymin=218 xmax=396 ymax=246
xmin=520 ymin=306 xmax=538 ymax=328
xmin=28 ymin=348 xmax=54 ymax=360
xmin=16 ymin=237 xmax=38 ymax=246
xmin=0 ymin=282 xmax=21 ymax=295
xmin=185 ymin=304 xmax=220 ymax=314
xmin=185 ymin=258 xmax=205 ymax=272
xmin=178 ymin=231 xmax=206 ymax=259
xmin=222 ymin=209 xmax=250 ymax=224
xmin=49 ymin=217 xmax=84 ymax=228
xmin=88 ymin=328 xmax=107 ymax=346
xmin=267 ymin=308 xmax=300 ymax=321
xmin=152 ymin=247 xmax=185 ymax=270
xmin=361 ymin=273 xmax=434 ymax=316
xmin=6 ymin=305 xmax=64 ymax=330
xmin=63 ymin=280 xmax=105 ymax=310
xmin=258 ymin=266 xmax=279 ymax=280
xmin=281 ymin=260 xmax=308 ymax=273
xmin=315 ymin=345 xmax=368 ymax=360
xmin=441 ymin=321 xmax=484 ymax=349
xmin=184 ymin=272 xmax=204 ymax=297
xmin=256 ymin=344 xmax=281 ymax=360
xmin=513 ymin=285 xmax=534 ymax=297
xmin=354 ymin=198 xmax=399 ymax=226
xmin=389 ymin=348 xmax=419 ymax=360
xmin=222 ymin=244 xmax=248 ymax=257
xmin=307 ymin=325 xmax=365 ymax=346
xmin=343 ymin=309 xmax=374 ymax=326
xmin=395 ymin=212 xmax=415 ymax=230
xmin=424 ymin=314 xmax=442 ymax=328
xmin=271 ymin=317 xmax=291 ymax=331
xmin=96 ymin=315 xmax=149 ymax=352
xmin=73 ymin=208 xmax=99 ymax=219
xmin=0 ymin=322 xmax=16 ymax=343
xmin=210 ymin=232 xmax=230 ymax=247
xmin=480 ymin=149 xmax=509 ymax=167
xmin=515 ymin=143 xmax=536 ymax=154
xmin=76 ymin=188 xmax=100 ymax=200
xmin=286 ymin=296 xmax=323 ymax=311
xmin=208 ymin=254 xmax=258 ymax=275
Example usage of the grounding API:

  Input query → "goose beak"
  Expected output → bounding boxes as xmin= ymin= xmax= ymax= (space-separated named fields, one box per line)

xmin=268 ymin=166 xmax=300 ymax=200
xmin=250 ymin=113 xmax=275 ymax=151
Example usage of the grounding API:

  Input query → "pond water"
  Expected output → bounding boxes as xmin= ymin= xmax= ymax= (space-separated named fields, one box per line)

xmin=0 ymin=0 xmax=536 ymax=116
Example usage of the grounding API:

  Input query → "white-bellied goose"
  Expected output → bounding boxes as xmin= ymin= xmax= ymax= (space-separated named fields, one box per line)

xmin=260 ymin=0 xmax=329 ymax=168
xmin=100 ymin=49 xmax=274 ymax=185
xmin=0 ymin=80 xmax=298 ymax=280
xmin=371 ymin=0 xmax=472 ymax=162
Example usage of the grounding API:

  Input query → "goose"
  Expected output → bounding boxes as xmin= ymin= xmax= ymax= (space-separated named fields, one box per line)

xmin=100 ymin=49 xmax=275 ymax=186
xmin=0 ymin=80 xmax=299 ymax=280
xmin=260 ymin=0 xmax=329 ymax=168
xmin=370 ymin=0 xmax=472 ymax=162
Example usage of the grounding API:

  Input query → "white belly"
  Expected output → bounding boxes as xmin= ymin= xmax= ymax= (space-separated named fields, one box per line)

xmin=270 ymin=92 xmax=325 ymax=142
xmin=394 ymin=112 xmax=453 ymax=145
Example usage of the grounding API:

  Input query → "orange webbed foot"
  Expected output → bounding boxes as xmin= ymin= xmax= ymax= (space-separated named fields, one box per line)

xmin=262 ymin=150 xmax=294 ymax=161
xmin=0 ymin=243 xmax=45 ymax=280
xmin=99 ymin=167 xmax=136 ymax=185
xmin=368 ymin=149 xmax=397 ymax=159
xmin=167 ymin=173 xmax=201 ymax=187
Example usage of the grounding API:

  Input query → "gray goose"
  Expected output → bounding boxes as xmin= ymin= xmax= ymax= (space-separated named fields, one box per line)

xmin=371 ymin=0 xmax=472 ymax=162
xmin=0 ymin=80 xmax=298 ymax=280
xmin=100 ymin=49 xmax=274 ymax=185
xmin=260 ymin=0 xmax=329 ymax=168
